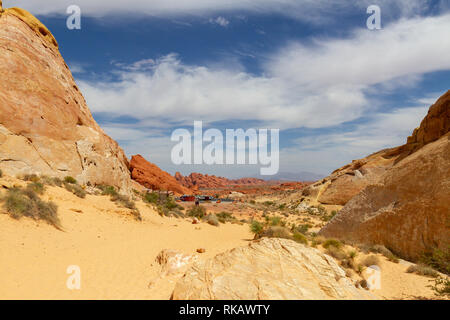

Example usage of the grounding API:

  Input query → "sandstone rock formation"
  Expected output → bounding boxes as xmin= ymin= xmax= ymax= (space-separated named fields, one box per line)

xmin=304 ymin=91 xmax=450 ymax=206
xmin=0 ymin=6 xmax=131 ymax=192
xmin=171 ymin=238 xmax=373 ymax=300
xmin=175 ymin=172 xmax=266 ymax=190
xmin=320 ymin=91 xmax=450 ymax=260
xmin=130 ymin=155 xmax=190 ymax=195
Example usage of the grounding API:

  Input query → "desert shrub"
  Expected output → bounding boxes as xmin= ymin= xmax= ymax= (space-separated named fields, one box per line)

xmin=369 ymin=244 xmax=399 ymax=263
xmin=294 ymin=224 xmax=311 ymax=235
xmin=311 ymin=235 xmax=326 ymax=247
xmin=216 ymin=212 xmax=235 ymax=224
xmin=249 ymin=200 xmax=256 ymax=205
xmin=420 ymin=247 xmax=450 ymax=275
xmin=278 ymin=204 xmax=286 ymax=210
xmin=143 ymin=192 xmax=159 ymax=204
xmin=293 ymin=232 xmax=308 ymax=245
xmin=326 ymin=246 xmax=348 ymax=260
xmin=111 ymin=193 xmax=136 ymax=210
xmin=98 ymin=185 xmax=118 ymax=196
xmin=64 ymin=176 xmax=77 ymax=184
xmin=259 ymin=226 xmax=292 ymax=240
xmin=250 ymin=220 xmax=264 ymax=235
xmin=429 ymin=276 xmax=450 ymax=297
xmin=205 ymin=214 xmax=219 ymax=227
xmin=1 ymin=187 xmax=60 ymax=229
xmin=322 ymin=210 xmax=338 ymax=222
xmin=349 ymin=250 xmax=358 ymax=260
xmin=41 ymin=176 xmax=63 ymax=187
xmin=64 ymin=182 xmax=86 ymax=199
xmin=187 ymin=205 xmax=207 ymax=219
xmin=407 ymin=264 xmax=439 ymax=278
xmin=363 ymin=255 xmax=381 ymax=267
xmin=27 ymin=182 xmax=45 ymax=195
xmin=269 ymin=216 xmax=283 ymax=226
xmin=263 ymin=201 xmax=274 ymax=206
xmin=23 ymin=174 xmax=40 ymax=182
xmin=0 ymin=169 xmax=2 ymax=178
xmin=323 ymin=239 xmax=343 ymax=249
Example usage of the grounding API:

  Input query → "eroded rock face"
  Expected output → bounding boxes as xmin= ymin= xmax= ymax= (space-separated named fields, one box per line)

xmin=304 ymin=91 xmax=450 ymax=206
xmin=130 ymin=155 xmax=190 ymax=195
xmin=171 ymin=238 xmax=373 ymax=300
xmin=0 ymin=7 xmax=131 ymax=191
xmin=320 ymin=132 xmax=450 ymax=260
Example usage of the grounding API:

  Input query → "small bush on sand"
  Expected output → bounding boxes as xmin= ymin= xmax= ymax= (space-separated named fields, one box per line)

xmin=205 ymin=214 xmax=219 ymax=227
xmin=64 ymin=176 xmax=77 ymax=184
xmin=323 ymin=239 xmax=343 ymax=249
xmin=98 ymin=185 xmax=118 ymax=196
xmin=429 ymin=276 xmax=450 ymax=297
xmin=41 ymin=176 xmax=63 ymax=187
xmin=369 ymin=244 xmax=399 ymax=263
xmin=216 ymin=212 xmax=236 ymax=224
xmin=143 ymin=192 xmax=159 ymax=204
xmin=311 ymin=235 xmax=326 ymax=247
xmin=326 ymin=246 xmax=348 ymax=260
xmin=187 ymin=205 xmax=207 ymax=219
xmin=250 ymin=220 xmax=264 ymax=236
xmin=407 ymin=264 xmax=439 ymax=278
xmin=23 ymin=174 xmax=40 ymax=182
xmin=111 ymin=193 xmax=136 ymax=210
xmin=27 ymin=182 xmax=45 ymax=195
xmin=259 ymin=226 xmax=292 ymax=240
xmin=1 ymin=187 xmax=60 ymax=229
xmin=363 ymin=255 xmax=381 ymax=267
xmin=293 ymin=232 xmax=308 ymax=245
xmin=64 ymin=182 xmax=86 ymax=199
xmin=269 ymin=216 xmax=282 ymax=226
xmin=421 ymin=247 xmax=450 ymax=275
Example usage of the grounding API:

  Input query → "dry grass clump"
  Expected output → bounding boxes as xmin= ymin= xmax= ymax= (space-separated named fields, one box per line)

xmin=421 ymin=247 xmax=450 ymax=275
xmin=97 ymin=185 xmax=141 ymax=220
xmin=369 ymin=244 xmax=400 ymax=263
xmin=429 ymin=276 xmax=450 ymax=297
xmin=205 ymin=214 xmax=219 ymax=227
xmin=326 ymin=246 xmax=348 ymax=260
xmin=323 ymin=239 xmax=343 ymax=249
xmin=362 ymin=255 xmax=381 ymax=267
xmin=216 ymin=212 xmax=237 ymax=224
xmin=64 ymin=181 xmax=86 ymax=199
xmin=187 ymin=205 xmax=207 ymax=219
xmin=1 ymin=187 xmax=60 ymax=229
xmin=407 ymin=264 xmax=439 ymax=278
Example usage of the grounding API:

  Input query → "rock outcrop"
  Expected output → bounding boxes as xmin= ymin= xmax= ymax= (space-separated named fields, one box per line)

xmin=0 ymin=6 xmax=131 ymax=192
xmin=130 ymin=155 xmax=190 ymax=195
xmin=175 ymin=172 xmax=266 ymax=190
xmin=320 ymin=91 xmax=450 ymax=260
xmin=304 ymin=91 xmax=450 ymax=206
xmin=171 ymin=238 xmax=373 ymax=300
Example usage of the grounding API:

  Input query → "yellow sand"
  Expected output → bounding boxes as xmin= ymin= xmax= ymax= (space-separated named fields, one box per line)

xmin=0 ymin=181 xmax=252 ymax=299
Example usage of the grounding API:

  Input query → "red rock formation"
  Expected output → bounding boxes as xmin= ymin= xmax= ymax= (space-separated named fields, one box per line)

xmin=175 ymin=172 xmax=266 ymax=190
xmin=130 ymin=155 xmax=190 ymax=195
xmin=0 ymin=6 xmax=131 ymax=192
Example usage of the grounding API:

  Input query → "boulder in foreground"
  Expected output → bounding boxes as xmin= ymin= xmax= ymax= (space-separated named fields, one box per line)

xmin=171 ymin=238 xmax=374 ymax=300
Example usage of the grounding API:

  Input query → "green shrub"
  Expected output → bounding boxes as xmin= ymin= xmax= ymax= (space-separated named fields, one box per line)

xmin=323 ymin=239 xmax=343 ymax=249
xmin=269 ymin=216 xmax=282 ymax=226
xmin=64 ymin=176 xmax=77 ymax=184
xmin=407 ymin=264 xmax=439 ymax=278
xmin=64 ymin=182 xmax=86 ymax=199
xmin=216 ymin=211 xmax=235 ymax=224
xmin=23 ymin=174 xmax=40 ymax=183
xmin=326 ymin=246 xmax=348 ymax=260
xmin=1 ymin=187 xmax=60 ymax=229
xmin=143 ymin=192 xmax=159 ymax=204
xmin=293 ymin=232 xmax=308 ymax=245
xmin=250 ymin=220 xmax=263 ymax=235
xmin=41 ymin=176 xmax=63 ymax=187
xmin=421 ymin=247 xmax=450 ymax=275
xmin=187 ymin=205 xmax=207 ymax=219
xmin=98 ymin=185 xmax=118 ymax=196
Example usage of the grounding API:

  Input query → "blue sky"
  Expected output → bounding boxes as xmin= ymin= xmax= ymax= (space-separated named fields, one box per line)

xmin=6 ymin=0 xmax=450 ymax=178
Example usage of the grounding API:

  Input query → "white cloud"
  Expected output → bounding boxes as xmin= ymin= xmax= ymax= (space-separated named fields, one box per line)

xmin=79 ymin=14 xmax=450 ymax=131
xmin=209 ymin=16 xmax=229 ymax=27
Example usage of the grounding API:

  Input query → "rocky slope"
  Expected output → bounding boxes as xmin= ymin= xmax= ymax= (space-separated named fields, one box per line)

xmin=130 ymin=155 xmax=191 ymax=195
xmin=0 ymin=5 xmax=131 ymax=192
xmin=304 ymin=91 xmax=450 ymax=205
xmin=175 ymin=172 xmax=266 ymax=190
xmin=171 ymin=238 xmax=374 ymax=300
xmin=320 ymin=91 xmax=450 ymax=260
